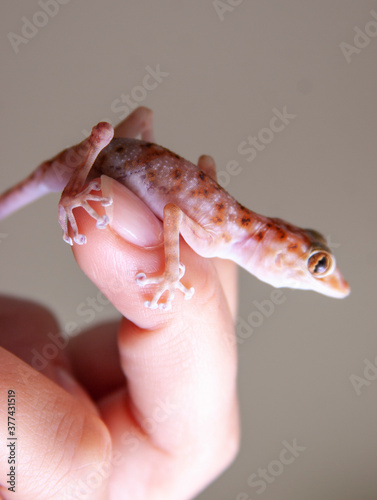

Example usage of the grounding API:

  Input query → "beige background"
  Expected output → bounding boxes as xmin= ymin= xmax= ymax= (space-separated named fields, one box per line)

xmin=1 ymin=1 xmax=377 ymax=499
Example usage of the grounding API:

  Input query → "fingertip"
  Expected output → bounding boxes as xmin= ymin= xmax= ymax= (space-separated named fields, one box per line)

xmin=197 ymin=154 xmax=217 ymax=180
xmin=198 ymin=154 xmax=215 ymax=167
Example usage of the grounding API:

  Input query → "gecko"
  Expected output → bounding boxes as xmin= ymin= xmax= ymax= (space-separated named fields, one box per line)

xmin=0 ymin=107 xmax=350 ymax=310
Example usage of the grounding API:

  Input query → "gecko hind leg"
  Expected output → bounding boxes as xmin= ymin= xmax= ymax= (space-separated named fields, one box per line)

xmin=58 ymin=123 xmax=114 ymax=245
xmin=60 ymin=109 xmax=155 ymax=246
xmin=59 ymin=181 xmax=112 ymax=245
xmin=136 ymin=204 xmax=195 ymax=310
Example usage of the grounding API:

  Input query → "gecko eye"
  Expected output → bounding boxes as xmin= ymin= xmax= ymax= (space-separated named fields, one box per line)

xmin=307 ymin=251 xmax=335 ymax=277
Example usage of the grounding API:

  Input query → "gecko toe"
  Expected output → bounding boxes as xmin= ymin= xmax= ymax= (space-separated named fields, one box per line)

xmin=63 ymin=234 xmax=73 ymax=246
xmin=96 ymin=215 xmax=109 ymax=229
xmin=136 ymin=272 xmax=147 ymax=284
xmin=184 ymin=287 xmax=195 ymax=300
xmin=178 ymin=263 xmax=186 ymax=279
xmin=101 ymin=197 xmax=112 ymax=207
xmin=144 ymin=300 xmax=159 ymax=309
xmin=159 ymin=301 xmax=172 ymax=311
xmin=74 ymin=234 xmax=87 ymax=245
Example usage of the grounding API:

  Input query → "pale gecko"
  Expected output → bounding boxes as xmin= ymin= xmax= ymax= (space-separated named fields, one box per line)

xmin=0 ymin=107 xmax=350 ymax=309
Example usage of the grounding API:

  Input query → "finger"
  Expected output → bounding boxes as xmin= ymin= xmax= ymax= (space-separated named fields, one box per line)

xmin=197 ymin=154 xmax=218 ymax=181
xmin=70 ymin=178 xmax=239 ymax=496
xmin=196 ymin=154 xmax=238 ymax=318
xmin=0 ymin=295 xmax=99 ymax=414
xmin=66 ymin=320 xmax=125 ymax=401
xmin=0 ymin=347 xmax=111 ymax=500
xmin=212 ymin=257 xmax=238 ymax=319
xmin=114 ymin=106 xmax=154 ymax=141
xmin=0 ymin=296 xmax=70 ymax=382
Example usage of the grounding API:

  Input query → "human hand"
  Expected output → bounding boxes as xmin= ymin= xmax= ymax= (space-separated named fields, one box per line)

xmin=0 ymin=157 xmax=239 ymax=499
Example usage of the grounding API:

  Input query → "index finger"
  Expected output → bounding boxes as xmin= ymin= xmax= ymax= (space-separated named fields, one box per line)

xmin=70 ymin=174 xmax=239 ymax=495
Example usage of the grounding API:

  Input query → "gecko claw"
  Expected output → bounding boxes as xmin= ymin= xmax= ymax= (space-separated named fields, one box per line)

xmin=73 ymin=234 xmax=87 ymax=245
xmin=136 ymin=272 xmax=149 ymax=284
xmin=159 ymin=300 xmax=172 ymax=311
xmin=63 ymin=234 xmax=73 ymax=246
xmin=183 ymin=286 xmax=195 ymax=300
xmin=96 ymin=215 xmax=110 ymax=229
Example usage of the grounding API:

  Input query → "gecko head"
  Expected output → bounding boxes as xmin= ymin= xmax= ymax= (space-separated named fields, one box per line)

xmin=248 ymin=223 xmax=350 ymax=299
xmin=300 ymin=229 xmax=350 ymax=298
xmin=278 ymin=227 xmax=350 ymax=298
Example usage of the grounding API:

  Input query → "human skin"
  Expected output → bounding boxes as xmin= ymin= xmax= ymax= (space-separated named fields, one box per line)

xmin=0 ymin=151 xmax=239 ymax=499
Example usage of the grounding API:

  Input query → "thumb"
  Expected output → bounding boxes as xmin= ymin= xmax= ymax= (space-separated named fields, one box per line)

xmin=0 ymin=347 xmax=111 ymax=500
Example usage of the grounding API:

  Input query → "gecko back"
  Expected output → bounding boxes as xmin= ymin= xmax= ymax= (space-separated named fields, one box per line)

xmin=90 ymin=137 xmax=252 ymax=237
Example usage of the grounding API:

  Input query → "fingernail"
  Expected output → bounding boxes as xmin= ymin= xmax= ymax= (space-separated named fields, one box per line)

xmin=101 ymin=175 xmax=163 ymax=247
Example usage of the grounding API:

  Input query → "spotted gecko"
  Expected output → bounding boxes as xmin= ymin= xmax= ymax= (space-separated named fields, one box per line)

xmin=0 ymin=107 xmax=350 ymax=309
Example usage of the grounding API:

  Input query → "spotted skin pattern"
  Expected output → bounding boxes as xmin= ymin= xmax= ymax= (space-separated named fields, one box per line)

xmin=0 ymin=107 xmax=350 ymax=309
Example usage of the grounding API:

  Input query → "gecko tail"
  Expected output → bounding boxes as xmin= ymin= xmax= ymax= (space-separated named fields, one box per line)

xmin=0 ymin=174 xmax=50 ymax=220
xmin=0 ymin=160 xmax=70 ymax=221
xmin=0 ymin=122 xmax=114 ymax=222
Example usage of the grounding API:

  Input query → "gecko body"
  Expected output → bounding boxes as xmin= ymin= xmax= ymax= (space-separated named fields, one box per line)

xmin=91 ymin=137 xmax=252 ymax=256
xmin=0 ymin=107 xmax=350 ymax=309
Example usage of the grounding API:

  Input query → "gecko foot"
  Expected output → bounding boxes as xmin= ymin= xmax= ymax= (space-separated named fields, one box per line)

xmin=59 ymin=180 xmax=113 ymax=245
xmin=136 ymin=264 xmax=195 ymax=310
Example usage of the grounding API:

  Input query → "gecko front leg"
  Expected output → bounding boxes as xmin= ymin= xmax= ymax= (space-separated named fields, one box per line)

xmin=136 ymin=203 xmax=196 ymax=310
